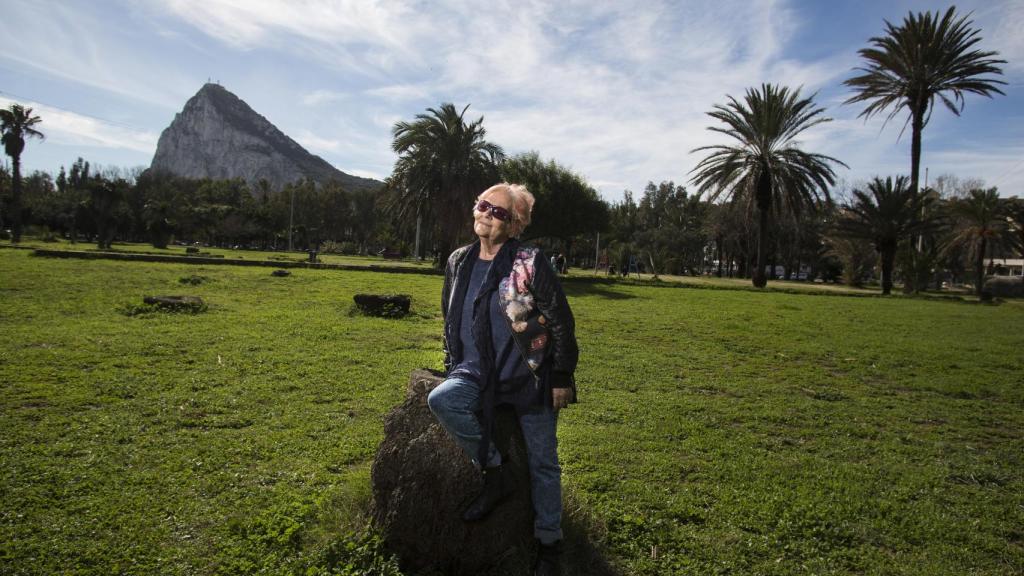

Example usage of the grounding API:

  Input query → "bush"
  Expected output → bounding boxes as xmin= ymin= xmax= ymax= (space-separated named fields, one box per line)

xmin=320 ymin=240 xmax=360 ymax=255
xmin=24 ymin=225 xmax=58 ymax=242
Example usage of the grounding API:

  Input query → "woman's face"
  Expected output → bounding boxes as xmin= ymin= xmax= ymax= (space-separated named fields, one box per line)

xmin=473 ymin=189 xmax=515 ymax=244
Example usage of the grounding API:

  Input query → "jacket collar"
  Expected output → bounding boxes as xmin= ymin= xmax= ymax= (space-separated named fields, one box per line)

xmin=461 ymin=237 xmax=519 ymax=261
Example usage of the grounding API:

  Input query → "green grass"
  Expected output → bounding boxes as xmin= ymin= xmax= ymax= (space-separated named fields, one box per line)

xmin=6 ymin=237 xmax=979 ymax=298
xmin=1 ymin=249 xmax=1021 ymax=575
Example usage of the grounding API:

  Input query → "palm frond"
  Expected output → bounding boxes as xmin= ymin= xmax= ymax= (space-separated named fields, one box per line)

xmin=843 ymin=6 xmax=1005 ymax=124
xmin=689 ymin=84 xmax=842 ymax=213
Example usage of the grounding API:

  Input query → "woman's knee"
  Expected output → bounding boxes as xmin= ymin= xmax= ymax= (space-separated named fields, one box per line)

xmin=426 ymin=384 xmax=448 ymax=416
xmin=427 ymin=379 xmax=470 ymax=417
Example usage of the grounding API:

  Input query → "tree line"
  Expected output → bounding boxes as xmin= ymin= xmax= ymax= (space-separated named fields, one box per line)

xmin=0 ymin=158 xmax=382 ymax=254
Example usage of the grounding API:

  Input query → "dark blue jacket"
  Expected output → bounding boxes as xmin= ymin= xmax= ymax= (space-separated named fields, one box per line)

xmin=442 ymin=239 xmax=578 ymax=409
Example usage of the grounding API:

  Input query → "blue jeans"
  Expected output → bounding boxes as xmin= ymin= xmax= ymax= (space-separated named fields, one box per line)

xmin=427 ymin=376 xmax=563 ymax=544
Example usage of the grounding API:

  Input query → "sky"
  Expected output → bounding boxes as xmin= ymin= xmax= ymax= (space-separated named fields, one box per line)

xmin=1 ymin=0 xmax=1022 ymax=202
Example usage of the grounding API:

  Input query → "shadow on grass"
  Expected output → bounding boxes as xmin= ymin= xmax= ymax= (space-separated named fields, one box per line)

xmin=460 ymin=492 xmax=621 ymax=576
xmin=556 ymin=497 xmax=623 ymax=576
xmin=562 ymin=281 xmax=636 ymax=301
xmin=308 ymin=483 xmax=622 ymax=576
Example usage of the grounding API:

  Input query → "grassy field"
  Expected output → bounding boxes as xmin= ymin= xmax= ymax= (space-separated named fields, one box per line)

xmin=1 ymin=248 xmax=1021 ymax=575
xmin=6 ymin=237 xmax=981 ymax=298
xmin=6 ymin=237 xmax=436 ymax=270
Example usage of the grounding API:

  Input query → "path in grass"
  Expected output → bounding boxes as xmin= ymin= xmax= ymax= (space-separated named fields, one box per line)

xmin=1 ymin=249 xmax=1021 ymax=575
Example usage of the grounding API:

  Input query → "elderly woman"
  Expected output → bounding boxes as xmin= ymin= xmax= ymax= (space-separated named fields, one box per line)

xmin=428 ymin=182 xmax=578 ymax=576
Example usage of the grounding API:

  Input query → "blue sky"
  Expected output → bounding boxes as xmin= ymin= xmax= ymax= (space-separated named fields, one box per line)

xmin=1 ymin=0 xmax=1021 ymax=201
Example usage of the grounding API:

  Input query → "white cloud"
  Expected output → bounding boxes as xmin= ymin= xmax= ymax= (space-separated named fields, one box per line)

xmin=0 ymin=0 xmax=196 ymax=109
xmin=294 ymin=129 xmax=342 ymax=153
xmin=4 ymin=0 xmax=1020 ymax=199
xmin=153 ymin=0 xmax=430 ymax=79
xmin=929 ymin=146 xmax=1024 ymax=193
xmin=342 ymin=168 xmax=385 ymax=180
xmin=364 ymin=84 xmax=433 ymax=103
xmin=301 ymin=90 xmax=348 ymax=107
xmin=977 ymin=0 xmax=1024 ymax=73
xmin=0 ymin=96 xmax=158 ymax=154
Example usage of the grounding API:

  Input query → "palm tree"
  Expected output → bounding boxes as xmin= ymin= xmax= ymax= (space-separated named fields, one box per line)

xmin=824 ymin=234 xmax=877 ymax=288
xmin=844 ymin=7 xmax=1005 ymax=196
xmin=389 ymin=103 xmax=504 ymax=265
xmin=946 ymin=188 xmax=1010 ymax=296
xmin=690 ymin=84 xmax=846 ymax=287
xmin=0 ymin=104 xmax=44 ymax=242
xmin=834 ymin=176 xmax=938 ymax=295
xmin=1006 ymin=198 xmax=1024 ymax=257
xmin=90 ymin=179 xmax=124 ymax=250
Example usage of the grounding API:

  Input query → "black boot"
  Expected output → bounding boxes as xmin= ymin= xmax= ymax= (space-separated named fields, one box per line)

xmin=534 ymin=539 xmax=562 ymax=576
xmin=462 ymin=465 xmax=514 ymax=521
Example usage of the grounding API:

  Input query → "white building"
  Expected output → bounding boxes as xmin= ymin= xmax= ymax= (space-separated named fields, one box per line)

xmin=989 ymin=258 xmax=1023 ymax=277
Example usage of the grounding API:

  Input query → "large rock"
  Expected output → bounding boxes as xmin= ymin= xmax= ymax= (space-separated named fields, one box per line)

xmin=142 ymin=295 xmax=206 ymax=313
xmin=354 ymin=294 xmax=411 ymax=318
xmin=149 ymin=83 xmax=383 ymax=193
xmin=371 ymin=370 xmax=535 ymax=575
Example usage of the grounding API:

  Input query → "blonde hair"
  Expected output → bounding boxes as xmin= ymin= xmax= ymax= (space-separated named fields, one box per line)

xmin=478 ymin=183 xmax=535 ymax=237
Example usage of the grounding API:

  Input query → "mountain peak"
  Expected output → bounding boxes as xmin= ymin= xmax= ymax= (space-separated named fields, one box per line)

xmin=150 ymin=84 xmax=382 ymax=193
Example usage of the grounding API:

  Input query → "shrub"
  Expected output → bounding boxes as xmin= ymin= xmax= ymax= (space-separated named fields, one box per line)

xmin=320 ymin=240 xmax=360 ymax=255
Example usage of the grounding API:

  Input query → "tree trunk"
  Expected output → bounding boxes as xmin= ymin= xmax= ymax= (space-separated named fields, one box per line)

xmin=905 ymin=103 xmax=926 ymax=279
xmin=910 ymin=103 xmax=925 ymax=195
xmin=414 ymin=208 xmax=422 ymax=260
xmin=975 ymin=237 xmax=987 ymax=297
xmin=752 ymin=169 xmax=771 ymax=288
xmin=881 ymin=248 xmax=895 ymax=295
xmin=753 ymin=206 xmax=769 ymax=288
xmin=716 ymin=236 xmax=723 ymax=277
xmin=11 ymin=156 xmax=22 ymax=243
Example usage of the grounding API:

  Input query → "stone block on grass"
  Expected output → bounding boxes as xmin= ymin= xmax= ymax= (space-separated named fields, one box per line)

xmin=354 ymin=294 xmax=411 ymax=318
xmin=142 ymin=295 xmax=207 ymax=313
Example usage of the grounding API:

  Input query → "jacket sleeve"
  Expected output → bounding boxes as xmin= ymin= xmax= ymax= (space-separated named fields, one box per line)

xmin=530 ymin=249 xmax=578 ymax=389
xmin=441 ymin=253 xmax=454 ymax=373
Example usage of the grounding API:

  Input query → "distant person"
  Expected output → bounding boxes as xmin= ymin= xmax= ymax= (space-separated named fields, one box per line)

xmin=428 ymin=183 xmax=578 ymax=576
xmin=556 ymin=253 xmax=567 ymax=275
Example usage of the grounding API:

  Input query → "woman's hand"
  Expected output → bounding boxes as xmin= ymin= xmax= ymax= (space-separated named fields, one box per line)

xmin=552 ymin=388 xmax=572 ymax=410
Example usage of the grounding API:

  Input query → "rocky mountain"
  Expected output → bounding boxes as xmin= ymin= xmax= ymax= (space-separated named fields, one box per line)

xmin=150 ymin=83 xmax=382 ymax=193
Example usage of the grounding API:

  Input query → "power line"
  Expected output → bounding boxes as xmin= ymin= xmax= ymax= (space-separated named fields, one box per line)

xmin=991 ymin=156 xmax=1024 ymax=190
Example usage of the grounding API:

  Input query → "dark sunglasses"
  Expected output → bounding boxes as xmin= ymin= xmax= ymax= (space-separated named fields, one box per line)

xmin=475 ymin=199 xmax=514 ymax=222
